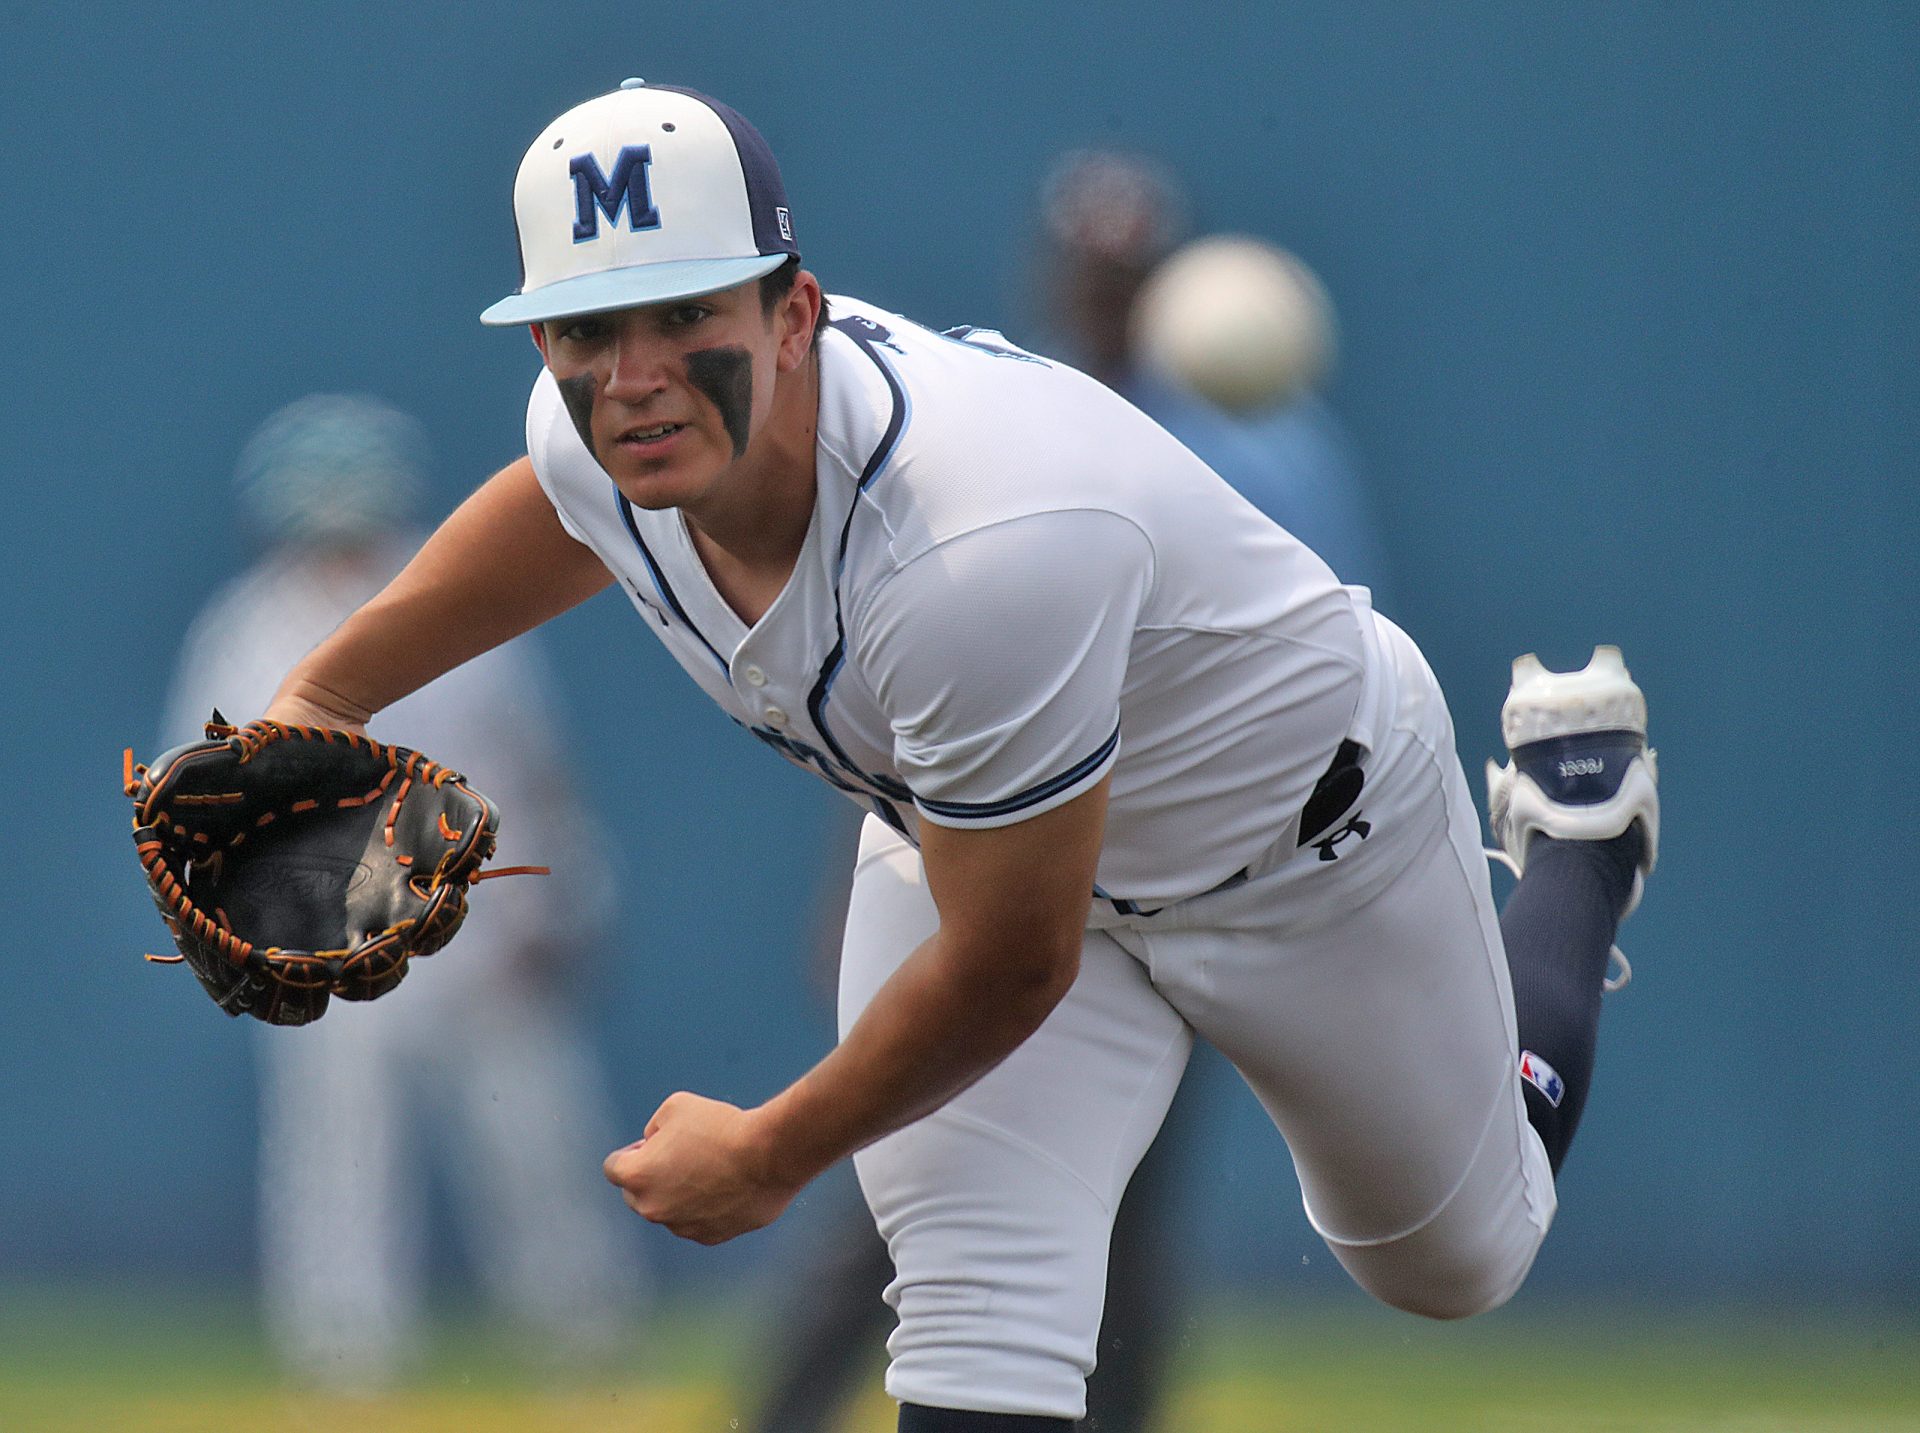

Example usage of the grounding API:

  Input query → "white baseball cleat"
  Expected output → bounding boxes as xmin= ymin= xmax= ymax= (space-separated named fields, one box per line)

xmin=1485 ymin=645 xmax=1659 ymax=990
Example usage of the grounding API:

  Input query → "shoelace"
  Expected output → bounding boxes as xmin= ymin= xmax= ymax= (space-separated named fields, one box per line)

xmin=1484 ymin=847 xmax=1631 ymax=993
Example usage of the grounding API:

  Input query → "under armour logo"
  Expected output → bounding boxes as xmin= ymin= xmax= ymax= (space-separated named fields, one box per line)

xmin=1311 ymin=812 xmax=1372 ymax=861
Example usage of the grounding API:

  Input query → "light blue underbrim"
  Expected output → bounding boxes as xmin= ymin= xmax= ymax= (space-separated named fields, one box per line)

xmin=479 ymin=253 xmax=790 ymax=326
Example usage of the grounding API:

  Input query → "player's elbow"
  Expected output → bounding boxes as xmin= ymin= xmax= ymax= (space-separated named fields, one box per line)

xmin=1022 ymin=935 xmax=1083 ymax=1009
xmin=956 ymin=928 xmax=1082 ymax=1025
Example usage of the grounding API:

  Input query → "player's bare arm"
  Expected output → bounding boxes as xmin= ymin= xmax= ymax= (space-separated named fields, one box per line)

xmin=265 ymin=456 xmax=613 ymax=729
xmin=603 ymin=775 xmax=1111 ymax=1245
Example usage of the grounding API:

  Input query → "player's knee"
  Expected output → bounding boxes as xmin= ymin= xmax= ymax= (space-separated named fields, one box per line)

xmin=1356 ymin=1253 xmax=1527 ymax=1321
xmin=1324 ymin=1198 xmax=1542 ymax=1321
xmin=1331 ymin=1238 xmax=1530 ymax=1320
xmin=1317 ymin=1094 xmax=1555 ymax=1322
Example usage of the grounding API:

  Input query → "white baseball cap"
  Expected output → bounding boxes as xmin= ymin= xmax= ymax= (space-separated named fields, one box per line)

xmin=480 ymin=80 xmax=800 ymax=327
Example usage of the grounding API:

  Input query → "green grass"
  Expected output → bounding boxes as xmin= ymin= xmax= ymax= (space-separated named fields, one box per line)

xmin=1169 ymin=1300 xmax=1920 ymax=1432
xmin=2 ymin=1284 xmax=1914 ymax=1432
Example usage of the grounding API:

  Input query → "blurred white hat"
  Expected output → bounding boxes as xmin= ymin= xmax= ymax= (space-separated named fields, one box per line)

xmin=1130 ymin=235 xmax=1337 ymax=414
xmin=234 ymin=393 xmax=428 ymax=546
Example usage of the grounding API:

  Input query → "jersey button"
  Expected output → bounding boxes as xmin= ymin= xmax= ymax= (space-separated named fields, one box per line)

xmin=763 ymin=707 xmax=789 ymax=730
xmin=742 ymin=665 xmax=768 ymax=687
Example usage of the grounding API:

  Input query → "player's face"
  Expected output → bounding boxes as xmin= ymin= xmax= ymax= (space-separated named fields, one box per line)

xmin=533 ymin=282 xmax=789 ymax=508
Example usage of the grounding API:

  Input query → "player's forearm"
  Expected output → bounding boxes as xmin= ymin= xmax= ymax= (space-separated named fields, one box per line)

xmin=270 ymin=579 xmax=489 ymax=726
xmin=749 ymin=926 xmax=1080 ymax=1187
xmin=749 ymin=783 xmax=1110 ymax=1193
xmin=268 ymin=456 xmax=613 ymax=723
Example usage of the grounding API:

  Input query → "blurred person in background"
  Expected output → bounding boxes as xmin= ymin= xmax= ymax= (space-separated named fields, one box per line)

xmin=160 ymin=394 xmax=646 ymax=1392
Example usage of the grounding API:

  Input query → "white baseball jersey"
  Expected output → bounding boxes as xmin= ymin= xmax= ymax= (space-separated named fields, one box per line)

xmin=528 ymin=296 xmax=1557 ymax=1421
xmin=526 ymin=295 xmax=1393 ymax=905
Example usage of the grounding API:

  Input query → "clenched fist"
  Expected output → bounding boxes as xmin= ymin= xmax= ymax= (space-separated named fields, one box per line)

xmin=603 ymin=1092 xmax=802 ymax=1245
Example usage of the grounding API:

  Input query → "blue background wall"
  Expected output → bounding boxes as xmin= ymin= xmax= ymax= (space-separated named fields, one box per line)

xmin=3 ymin=2 xmax=1913 ymax=1304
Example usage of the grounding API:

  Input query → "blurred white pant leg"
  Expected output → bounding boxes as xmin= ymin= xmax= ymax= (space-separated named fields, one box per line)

xmin=256 ymin=1010 xmax=422 ymax=1389
xmin=840 ymin=818 xmax=1193 ymax=1420
xmin=1148 ymin=618 xmax=1555 ymax=1319
xmin=433 ymin=985 xmax=647 ymax=1356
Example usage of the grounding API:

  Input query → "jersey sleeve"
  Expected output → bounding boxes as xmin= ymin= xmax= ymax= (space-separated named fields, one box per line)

xmin=850 ymin=508 xmax=1154 ymax=829
xmin=524 ymin=369 xmax=595 ymax=547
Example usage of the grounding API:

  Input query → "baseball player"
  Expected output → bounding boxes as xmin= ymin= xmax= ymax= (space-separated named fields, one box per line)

xmin=258 ymin=82 xmax=1660 ymax=1429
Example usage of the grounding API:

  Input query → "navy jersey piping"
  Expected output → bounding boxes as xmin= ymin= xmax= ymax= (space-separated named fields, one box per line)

xmin=867 ymin=796 xmax=911 ymax=835
xmin=805 ymin=318 xmax=915 ymax=800
xmin=615 ymin=491 xmax=730 ymax=676
xmin=914 ymin=723 xmax=1121 ymax=821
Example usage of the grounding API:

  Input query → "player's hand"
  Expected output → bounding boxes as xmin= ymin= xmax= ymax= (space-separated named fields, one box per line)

xmin=602 ymin=1093 xmax=801 ymax=1245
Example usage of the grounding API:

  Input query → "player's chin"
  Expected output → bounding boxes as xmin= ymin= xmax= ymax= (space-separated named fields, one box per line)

xmin=606 ymin=453 xmax=713 ymax=510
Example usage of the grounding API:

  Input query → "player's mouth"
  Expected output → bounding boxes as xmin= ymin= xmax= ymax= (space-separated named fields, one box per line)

xmin=615 ymin=421 xmax=688 ymax=451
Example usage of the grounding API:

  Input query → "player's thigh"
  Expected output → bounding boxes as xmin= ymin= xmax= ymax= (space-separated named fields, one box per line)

xmin=1158 ymin=748 xmax=1552 ymax=1315
xmin=837 ymin=817 xmax=1193 ymax=1417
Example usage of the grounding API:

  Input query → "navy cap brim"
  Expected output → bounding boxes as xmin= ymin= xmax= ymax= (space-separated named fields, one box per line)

xmin=479 ymin=253 xmax=790 ymax=326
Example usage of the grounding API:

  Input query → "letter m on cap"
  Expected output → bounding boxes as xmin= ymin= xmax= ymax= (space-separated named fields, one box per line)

xmin=570 ymin=146 xmax=660 ymax=243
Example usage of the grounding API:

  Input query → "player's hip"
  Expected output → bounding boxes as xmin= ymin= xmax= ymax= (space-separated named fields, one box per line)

xmin=1088 ymin=609 xmax=1459 ymax=938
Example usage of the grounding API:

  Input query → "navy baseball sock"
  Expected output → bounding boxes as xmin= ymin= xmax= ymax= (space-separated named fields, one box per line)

xmin=898 ymin=1404 xmax=1075 ymax=1431
xmin=1500 ymin=826 xmax=1645 ymax=1174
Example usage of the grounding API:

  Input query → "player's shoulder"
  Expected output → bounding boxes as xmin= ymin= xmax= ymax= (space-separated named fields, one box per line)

xmin=819 ymin=294 xmax=1178 ymax=559
xmin=818 ymin=293 xmax=1077 ymax=404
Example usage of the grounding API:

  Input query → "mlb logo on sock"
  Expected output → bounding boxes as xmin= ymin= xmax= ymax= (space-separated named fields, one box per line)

xmin=1519 ymin=1050 xmax=1564 ymax=1107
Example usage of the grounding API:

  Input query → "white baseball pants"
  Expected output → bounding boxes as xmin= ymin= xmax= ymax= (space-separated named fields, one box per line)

xmin=838 ymin=616 xmax=1555 ymax=1419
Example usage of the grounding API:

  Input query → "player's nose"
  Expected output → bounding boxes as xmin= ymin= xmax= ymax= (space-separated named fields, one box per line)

xmin=602 ymin=323 xmax=673 ymax=401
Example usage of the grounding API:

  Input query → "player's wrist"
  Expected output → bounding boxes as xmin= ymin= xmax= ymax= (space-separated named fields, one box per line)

xmin=262 ymin=674 xmax=375 ymax=732
xmin=742 ymin=1093 xmax=836 ymax=1194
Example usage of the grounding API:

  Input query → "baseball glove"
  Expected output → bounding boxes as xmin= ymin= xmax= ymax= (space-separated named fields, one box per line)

xmin=126 ymin=715 xmax=540 ymax=1026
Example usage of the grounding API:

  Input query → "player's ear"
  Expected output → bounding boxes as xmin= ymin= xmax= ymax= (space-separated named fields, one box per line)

xmin=776 ymin=270 xmax=823 ymax=372
xmin=529 ymin=322 xmax=552 ymax=365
